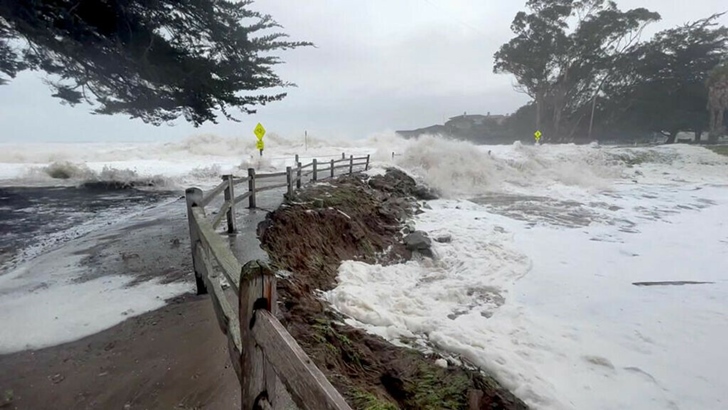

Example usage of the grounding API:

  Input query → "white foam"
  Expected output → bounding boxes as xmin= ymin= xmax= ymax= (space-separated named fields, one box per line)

xmin=0 ymin=133 xmax=377 ymax=190
xmin=389 ymin=136 xmax=728 ymax=198
xmin=323 ymin=136 xmax=728 ymax=410
xmin=4 ymin=132 xmax=728 ymax=410
xmin=0 ymin=247 xmax=191 ymax=354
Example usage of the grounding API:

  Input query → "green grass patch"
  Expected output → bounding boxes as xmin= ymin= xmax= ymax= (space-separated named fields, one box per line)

xmin=407 ymin=365 xmax=471 ymax=410
xmin=313 ymin=319 xmax=366 ymax=369
xmin=351 ymin=390 xmax=399 ymax=410
xmin=297 ymin=184 xmax=364 ymax=209
xmin=2 ymin=389 xmax=14 ymax=406
xmin=322 ymin=189 xmax=360 ymax=208
xmin=707 ymin=145 xmax=728 ymax=156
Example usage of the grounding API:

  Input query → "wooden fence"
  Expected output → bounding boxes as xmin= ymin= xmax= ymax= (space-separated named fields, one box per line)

xmin=184 ymin=153 xmax=370 ymax=409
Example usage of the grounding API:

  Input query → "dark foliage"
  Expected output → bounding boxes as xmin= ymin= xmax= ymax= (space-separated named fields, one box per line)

xmin=493 ymin=1 xmax=728 ymax=144
xmin=0 ymin=0 xmax=311 ymax=125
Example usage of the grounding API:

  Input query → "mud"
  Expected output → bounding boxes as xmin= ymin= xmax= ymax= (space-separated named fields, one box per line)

xmin=259 ymin=170 xmax=528 ymax=410
xmin=0 ymin=294 xmax=240 ymax=410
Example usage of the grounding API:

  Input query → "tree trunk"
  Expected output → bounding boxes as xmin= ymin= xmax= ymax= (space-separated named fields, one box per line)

xmin=567 ymin=110 xmax=588 ymax=142
xmin=694 ymin=130 xmax=702 ymax=143
xmin=708 ymin=132 xmax=719 ymax=144
xmin=588 ymin=94 xmax=598 ymax=140
xmin=535 ymin=91 xmax=543 ymax=132
xmin=553 ymin=105 xmax=563 ymax=142
xmin=665 ymin=130 xmax=678 ymax=144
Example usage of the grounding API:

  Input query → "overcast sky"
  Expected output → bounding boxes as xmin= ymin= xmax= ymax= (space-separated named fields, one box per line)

xmin=1 ymin=0 xmax=726 ymax=143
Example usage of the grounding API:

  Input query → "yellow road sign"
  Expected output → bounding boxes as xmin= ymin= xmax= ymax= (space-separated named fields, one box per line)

xmin=256 ymin=140 xmax=264 ymax=150
xmin=534 ymin=130 xmax=542 ymax=139
xmin=254 ymin=123 xmax=266 ymax=140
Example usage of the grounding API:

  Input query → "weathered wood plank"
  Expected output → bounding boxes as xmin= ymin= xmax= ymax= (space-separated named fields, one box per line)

xmin=233 ymin=191 xmax=252 ymax=206
xmin=248 ymin=168 xmax=256 ymax=208
xmin=223 ymin=175 xmax=236 ymax=233
xmin=232 ymin=176 xmax=250 ymax=186
xmin=192 ymin=207 xmax=241 ymax=293
xmin=296 ymin=162 xmax=302 ymax=189
xmin=300 ymin=161 xmax=314 ymax=170
xmin=252 ymin=310 xmax=353 ymax=410
xmin=185 ymin=188 xmax=207 ymax=295
xmin=240 ymin=261 xmax=279 ymax=410
xmin=333 ymin=164 xmax=355 ymax=170
xmin=201 ymin=181 xmax=228 ymax=207
xmin=195 ymin=243 xmax=243 ymax=382
xmin=211 ymin=200 xmax=232 ymax=229
xmin=255 ymin=171 xmax=288 ymax=179
xmin=255 ymin=182 xmax=289 ymax=192
xmin=257 ymin=398 xmax=273 ymax=410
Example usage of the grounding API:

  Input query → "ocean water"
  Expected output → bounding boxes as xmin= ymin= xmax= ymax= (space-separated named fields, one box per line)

xmin=0 ymin=133 xmax=373 ymax=353
xmin=328 ymin=137 xmax=728 ymax=410
xmin=2 ymin=133 xmax=727 ymax=410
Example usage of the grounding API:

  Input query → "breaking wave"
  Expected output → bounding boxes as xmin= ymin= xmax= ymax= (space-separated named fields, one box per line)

xmin=383 ymin=135 xmax=728 ymax=198
xmin=21 ymin=162 xmax=178 ymax=190
xmin=0 ymin=133 xmax=355 ymax=164
xmin=388 ymin=136 xmax=618 ymax=197
xmin=3 ymin=132 xmax=726 ymax=195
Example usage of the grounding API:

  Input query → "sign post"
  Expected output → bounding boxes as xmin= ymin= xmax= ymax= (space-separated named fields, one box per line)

xmin=254 ymin=123 xmax=266 ymax=156
xmin=534 ymin=130 xmax=542 ymax=144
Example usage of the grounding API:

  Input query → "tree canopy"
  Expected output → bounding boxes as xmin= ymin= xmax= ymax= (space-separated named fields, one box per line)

xmin=494 ymin=1 xmax=728 ymax=144
xmin=0 ymin=0 xmax=311 ymax=125
xmin=494 ymin=0 xmax=660 ymax=139
xmin=603 ymin=14 xmax=728 ymax=143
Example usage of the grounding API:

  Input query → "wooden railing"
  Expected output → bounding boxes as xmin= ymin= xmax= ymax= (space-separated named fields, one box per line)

xmin=184 ymin=153 xmax=370 ymax=409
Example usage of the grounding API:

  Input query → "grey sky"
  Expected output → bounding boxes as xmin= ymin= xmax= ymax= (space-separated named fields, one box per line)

xmin=1 ymin=0 xmax=726 ymax=142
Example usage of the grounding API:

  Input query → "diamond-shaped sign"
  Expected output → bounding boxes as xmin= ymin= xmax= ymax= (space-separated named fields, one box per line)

xmin=254 ymin=123 xmax=266 ymax=140
xmin=534 ymin=130 xmax=542 ymax=139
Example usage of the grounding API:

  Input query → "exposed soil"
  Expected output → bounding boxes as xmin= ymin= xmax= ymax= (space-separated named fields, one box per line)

xmin=258 ymin=170 xmax=528 ymax=410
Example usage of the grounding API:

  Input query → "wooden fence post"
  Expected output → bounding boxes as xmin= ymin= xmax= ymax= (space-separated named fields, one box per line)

xmin=223 ymin=174 xmax=237 ymax=234
xmin=330 ymin=159 xmax=335 ymax=179
xmin=240 ymin=261 xmax=278 ymax=409
xmin=312 ymin=159 xmax=317 ymax=181
xmin=248 ymin=168 xmax=256 ymax=209
xmin=185 ymin=187 xmax=208 ymax=295
xmin=295 ymin=154 xmax=299 ymax=166
xmin=297 ymin=162 xmax=302 ymax=189
xmin=286 ymin=166 xmax=293 ymax=198
xmin=341 ymin=152 xmax=345 ymax=160
xmin=365 ymin=154 xmax=370 ymax=171
xmin=349 ymin=155 xmax=354 ymax=175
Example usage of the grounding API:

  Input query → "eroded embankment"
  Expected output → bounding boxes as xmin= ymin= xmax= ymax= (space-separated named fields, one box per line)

xmin=258 ymin=170 xmax=528 ymax=410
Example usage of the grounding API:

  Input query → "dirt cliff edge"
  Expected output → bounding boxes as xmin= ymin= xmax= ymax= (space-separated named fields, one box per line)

xmin=258 ymin=170 xmax=528 ymax=410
